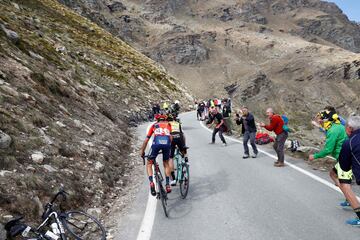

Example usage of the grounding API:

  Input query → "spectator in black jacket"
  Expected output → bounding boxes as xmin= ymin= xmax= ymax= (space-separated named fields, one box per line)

xmin=236 ymin=107 xmax=258 ymax=158
xmin=207 ymin=107 xmax=227 ymax=146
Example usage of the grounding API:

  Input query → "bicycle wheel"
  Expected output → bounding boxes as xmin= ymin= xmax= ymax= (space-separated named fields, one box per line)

xmin=158 ymin=182 xmax=168 ymax=217
xmin=179 ymin=163 xmax=190 ymax=199
xmin=61 ymin=210 xmax=106 ymax=240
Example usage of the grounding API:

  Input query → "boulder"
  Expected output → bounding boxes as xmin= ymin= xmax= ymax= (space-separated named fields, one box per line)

xmin=0 ymin=24 xmax=20 ymax=43
xmin=0 ymin=130 xmax=12 ymax=149
xmin=94 ymin=161 xmax=104 ymax=171
xmin=43 ymin=164 xmax=57 ymax=172
xmin=31 ymin=151 xmax=44 ymax=164
xmin=107 ymin=2 xmax=126 ymax=13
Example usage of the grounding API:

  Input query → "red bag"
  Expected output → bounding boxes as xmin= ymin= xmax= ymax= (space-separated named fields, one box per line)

xmin=255 ymin=133 xmax=274 ymax=145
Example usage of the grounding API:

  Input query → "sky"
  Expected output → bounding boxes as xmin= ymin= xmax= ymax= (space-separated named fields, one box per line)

xmin=324 ymin=0 xmax=360 ymax=22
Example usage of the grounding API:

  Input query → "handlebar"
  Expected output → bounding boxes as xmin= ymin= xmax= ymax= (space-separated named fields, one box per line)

xmin=50 ymin=189 xmax=68 ymax=204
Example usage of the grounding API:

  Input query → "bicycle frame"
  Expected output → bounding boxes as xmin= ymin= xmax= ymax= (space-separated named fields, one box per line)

xmin=151 ymin=158 xmax=164 ymax=196
xmin=36 ymin=211 xmax=67 ymax=240
xmin=174 ymin=148 xmax=185 ymax=182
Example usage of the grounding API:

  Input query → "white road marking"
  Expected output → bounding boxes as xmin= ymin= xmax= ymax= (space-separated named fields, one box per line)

xmin=199 ymin=121 xmax=360 ymax=201
xmin=136 ymin=193 xmax=157 ymax=240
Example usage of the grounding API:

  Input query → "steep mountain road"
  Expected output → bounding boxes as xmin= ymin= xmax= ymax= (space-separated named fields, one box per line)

xmin=114 ymin=112 xmax=360 ymax=240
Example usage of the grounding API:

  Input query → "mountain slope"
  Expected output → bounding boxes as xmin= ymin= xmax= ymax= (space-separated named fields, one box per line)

xmin=0 ymin=0 xmax=191 ymax=223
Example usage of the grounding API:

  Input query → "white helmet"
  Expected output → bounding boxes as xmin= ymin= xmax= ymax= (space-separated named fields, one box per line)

xmin=175 ymin=100 xmax=180 ymax=104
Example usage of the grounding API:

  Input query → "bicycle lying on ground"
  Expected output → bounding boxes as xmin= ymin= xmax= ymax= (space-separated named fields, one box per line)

xmin=142 ymin=153 xmax=169 ymax=217
xmin=173 ymin=147 xmax=190 ymax=199
xmin=5 ymin=189 xmax=106 ymax=240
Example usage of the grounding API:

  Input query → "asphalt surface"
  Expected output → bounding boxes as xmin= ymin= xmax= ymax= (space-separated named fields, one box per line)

xmin=116 ymin=112 xmax=360 ymax=240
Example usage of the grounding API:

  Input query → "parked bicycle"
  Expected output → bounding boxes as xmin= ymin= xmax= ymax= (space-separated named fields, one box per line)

xmin=173 ymin=147 xmax=190 ymax=199
xmin=5 ymin=189 xmax=106 ymax=240
xmin=142 ymin=153 xmax=169 ymax=217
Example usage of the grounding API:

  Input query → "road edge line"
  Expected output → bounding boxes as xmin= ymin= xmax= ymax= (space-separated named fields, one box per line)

xmin=136 ymin=192 xmax=157 ymax=240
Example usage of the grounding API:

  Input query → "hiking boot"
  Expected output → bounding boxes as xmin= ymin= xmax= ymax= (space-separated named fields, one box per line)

xmin=346 ymin=218 xmax=360 ymax=226
xmin=166 ymin=184 xmax=172 ymax=193
xmin=252 ymin=153 xmax=258 ymax=158
xmin=150 ymin=182 xmax=156 ymax=196
xmin=170 ymin=179 xmax=177 ymax=186
xmin=243 ymin=154 xmax=250 ymax=159
xmin=274 ymin=162 xmax=285 ymax=167
xmin=222 ymin=143 xmax=227 ymax=147
xmin=340 ymin=200 xmax=351 ymax=207
xmin=274 ymin=160 xmax=279 ymax=164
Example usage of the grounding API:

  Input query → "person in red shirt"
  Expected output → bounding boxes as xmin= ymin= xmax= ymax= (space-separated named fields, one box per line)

xmin=260 ymin=108 xmax=288 ymax=167
xmin=140 ymin=114 xmax=173 ymax=195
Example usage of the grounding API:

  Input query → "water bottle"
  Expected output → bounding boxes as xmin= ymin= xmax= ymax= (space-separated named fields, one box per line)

xmin=45 ymin=230 xmax=59 ymax=240
xmin=51 ymin=222 xmax=60 ymax=235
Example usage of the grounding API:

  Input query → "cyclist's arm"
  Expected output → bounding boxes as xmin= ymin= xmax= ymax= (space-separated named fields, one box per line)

xmin=140 ymin=124 xmax=154 ymax=155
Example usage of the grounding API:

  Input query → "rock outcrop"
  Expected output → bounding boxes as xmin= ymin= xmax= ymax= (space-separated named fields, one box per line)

xmin=0 ymin=0 xmax=191 ymax=223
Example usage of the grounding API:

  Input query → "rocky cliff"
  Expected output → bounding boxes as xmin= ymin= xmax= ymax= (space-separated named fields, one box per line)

xmin=57 ymin=0 xmax=360 ymax=147
xmin=0 ymin=0 xmax=191 ymax=227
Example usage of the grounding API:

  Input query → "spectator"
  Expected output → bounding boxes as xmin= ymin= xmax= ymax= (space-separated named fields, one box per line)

xmin=206 ymin=107 xmax=227 ymax=146
xmin=236 ymin=107 xmax=258 ymax=158
xmin=260 ymin=108 xmax=287 ymax=167
xmin=222 ymin=100 xmax=232 ymax=134
xmin=309 ymin=110 xmax=348 ymax=187
xmin=338 ymin=116 xmax=360 ymax=225
xmin=197 ymin=101 xmax=205 ymax=121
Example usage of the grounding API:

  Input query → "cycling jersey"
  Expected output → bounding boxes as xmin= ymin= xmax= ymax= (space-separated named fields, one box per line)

xmin=147 ymin=122 xmax=172 ymax=146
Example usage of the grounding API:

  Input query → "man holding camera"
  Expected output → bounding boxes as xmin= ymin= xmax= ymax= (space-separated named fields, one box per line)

xmin=235 ymin=107 xmax=258 ymax=158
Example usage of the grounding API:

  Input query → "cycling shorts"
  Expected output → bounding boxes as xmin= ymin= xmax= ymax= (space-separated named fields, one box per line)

xmin=148 ymin=144 xmax=171 ymax=162
xmin=170 ymin=135 xmax=186 ymax=158
xmin=333 ymin=162 xmax=353 ymax=184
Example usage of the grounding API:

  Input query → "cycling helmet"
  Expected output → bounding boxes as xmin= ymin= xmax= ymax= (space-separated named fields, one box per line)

xmin=155 ymin=114 xmax=167 ymax=121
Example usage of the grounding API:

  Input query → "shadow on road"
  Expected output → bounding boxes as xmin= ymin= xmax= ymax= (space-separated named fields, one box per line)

xmin=165 ymin=171 xmax=229 ymax=219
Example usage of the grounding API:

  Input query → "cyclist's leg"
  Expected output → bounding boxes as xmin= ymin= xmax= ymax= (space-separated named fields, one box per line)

xmin=169 ymin=141 xmax=177 ymax=181
xmin=147 ymin=146 xmax=160 ymax=196
xmin=162 ymin=145 xmax=172 ymax=192
xmin=147 ymin=146 xmax=159 ymax=178
xmin=162 ymin=146 xmax=171 ymax=180
xmin=178 ymin=135 xmax=188 ymax=162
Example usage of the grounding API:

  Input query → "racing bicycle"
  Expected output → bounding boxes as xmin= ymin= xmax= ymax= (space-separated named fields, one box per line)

xmin=5 ymin=189 xmax=106 ymax=240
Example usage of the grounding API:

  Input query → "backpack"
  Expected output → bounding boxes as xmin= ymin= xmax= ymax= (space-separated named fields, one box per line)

xmin=255 ymin=133 xmax=274 ymax=145
xmin=290 ymin=140 xmax=300 ymax=152
xmin=282 ymin=114 xmax=290 ymax=132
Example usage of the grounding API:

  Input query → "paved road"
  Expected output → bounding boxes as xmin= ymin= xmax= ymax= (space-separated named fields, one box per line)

xmin=115 ymin=112 xmax=360 ymax=240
